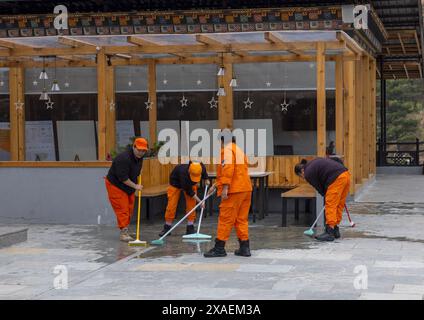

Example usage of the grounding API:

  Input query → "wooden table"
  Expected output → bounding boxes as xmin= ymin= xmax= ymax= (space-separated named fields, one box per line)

xmin=281 ymin=184 xmax=317 ymax=227
xmin=206 ymin=171 xmax=273 ymax=222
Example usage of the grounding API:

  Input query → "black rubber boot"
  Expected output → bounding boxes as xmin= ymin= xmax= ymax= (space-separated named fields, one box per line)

xmin=159 ymin=224 xmax=172 ymax=237
xmin=315 ymin=225 xmax=335 ymax=242
xmin=334 ymin=225 xmax=341 ymax=239
xmin=186 ymin=224 xmax=195 ymax=235
xmin=204 ymin=239 xmax=227 ymax=258
xmin=234 ymin=239 xmax=251 ymax=257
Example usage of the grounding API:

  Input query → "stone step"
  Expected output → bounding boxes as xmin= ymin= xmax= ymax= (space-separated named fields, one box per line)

xmin=0 ymin=227 xmax=28 ymax=249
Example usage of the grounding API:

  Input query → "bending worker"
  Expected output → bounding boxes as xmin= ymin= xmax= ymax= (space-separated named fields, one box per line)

xmin=294 ymin=157 xmax=351 ymax=241
xmin=105 ymin=137 xmax=148 ymax=242
xmin=159 ymin=161 xmax=209 ymax=237
xmin=204 ymin=129 xmax=253 ymax=258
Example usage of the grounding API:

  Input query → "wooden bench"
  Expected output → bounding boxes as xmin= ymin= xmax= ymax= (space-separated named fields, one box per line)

xmin=139 ymin=184 xmax=168 ymax=219
xmin=281 ymin=184 xmax=317 ymax=227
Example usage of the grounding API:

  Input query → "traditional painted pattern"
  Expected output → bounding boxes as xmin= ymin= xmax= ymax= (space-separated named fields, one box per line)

xmin=0 ymin=7 xmax=344 ymax=38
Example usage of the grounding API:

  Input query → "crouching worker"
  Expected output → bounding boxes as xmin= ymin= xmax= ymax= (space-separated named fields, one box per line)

xmin=204 ymin=129 xmax=253 ymax=258
xmin=294 ymin=157 xmax=351 ymax=241
xmin=159 ymin=161 xmax=210 ymax=237
xmin=105 ymin=138 xmax=148 ymax=242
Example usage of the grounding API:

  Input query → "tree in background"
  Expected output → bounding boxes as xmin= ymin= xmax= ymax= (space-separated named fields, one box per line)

xmin=385 ymin=79 xmax=424 ymax=142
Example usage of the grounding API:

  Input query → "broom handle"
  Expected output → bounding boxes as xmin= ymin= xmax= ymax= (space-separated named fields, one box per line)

xmin=135 ymin=175 xmax=142 ymax=240
xmin=158 ymin=188 xmax=216 ymax=241
xmin=344 ymin=204 xmax=352 ymax=222
xmin=196 ymin=185 xmax=208 ymax=234
xmin=310 ymin=206 xmax=325 ymax=229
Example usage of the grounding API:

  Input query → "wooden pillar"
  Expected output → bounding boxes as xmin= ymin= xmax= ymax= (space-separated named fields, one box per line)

xmin=354 ymin=57 xmax=363 ymax=187
xmin=97 ymin=50 xmax=107 ymax=160
xmin=218 ymin=54 xmax=233 ymax=129
xmin=316 ymin=42 xmax=326 ymax=157
xmin=148 ymin=60 xmax=157 ymax=146
xmin=369 ymin=58 xmax=377 ymax=175
xmin=9 ymin=66 xmax=25 ymax=161
xmin=105 ymin=65 xmax=116 ymax=156
xmin=343 ymin=60 xmax=356 ymax=194
xmin=362 ymin=55 xmax=370 ymax=180
xmin=335 ymin=55 xmax=344 ymax=155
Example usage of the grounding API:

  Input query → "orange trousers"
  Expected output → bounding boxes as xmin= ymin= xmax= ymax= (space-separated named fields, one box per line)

xmin=164 ymin=185 xmax=197 ymax=223
xmin=217 ymin=191 xmax=252 ymax=242
xmin=105 ymin=178 xmax=135 ymax=229
xmin=325 ymin=171 xmax=351 ymax=228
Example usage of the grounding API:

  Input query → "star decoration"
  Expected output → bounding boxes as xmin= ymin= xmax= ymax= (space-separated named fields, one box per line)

xmin=280 ymin=99 xmax=289 ymax=113
xmin=109 ymin=101 xmax=115 ymax=111
xmin=64 ymin=82 xmax=70 ymax=88
xmin=163 ymin=79 xmax=168 ymax=85
xmin=266 ymin=81 xmax=272 ymax=87
xmin=208 ymin=96 xmax=218 ymax=109
xmin=196 ymin=79 xmax=202 ymax=85
xmin=243 ymin=97 xmax=254 ymax=109
xmin=32 ymin=80 xmax=38 ymax=86
xmin=14 ymin=100 xmax=24 ymax=111
xmin=180 ymin=94 xmax=188 ymax=108
xmin=45 ymin=99 xmax=54 ymax=110
xmin=145 ymin=99 xmax=153 ymax=110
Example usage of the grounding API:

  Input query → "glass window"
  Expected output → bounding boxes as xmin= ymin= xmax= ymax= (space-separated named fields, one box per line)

xmin=25 ymin=67 xmax=98 ymax=161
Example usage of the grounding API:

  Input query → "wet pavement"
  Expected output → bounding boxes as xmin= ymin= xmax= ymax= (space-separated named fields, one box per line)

xmin=1 ymin=174 xmax=424 ymax=300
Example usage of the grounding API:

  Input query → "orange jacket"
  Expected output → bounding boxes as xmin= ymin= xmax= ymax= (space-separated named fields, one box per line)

xmin=216 ymin=142 xmax=252 ymax=196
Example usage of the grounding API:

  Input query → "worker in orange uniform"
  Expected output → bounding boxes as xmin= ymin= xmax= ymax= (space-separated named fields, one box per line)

xmin=204 ymin=129 xmax=253 ymax=258
xmin=105 ymin=138 xmax=148 ymax=242
xmin=294 ymin=157 xmax=351 ymax=241
xmin=159 ymin=161 xmax=210 ymax=236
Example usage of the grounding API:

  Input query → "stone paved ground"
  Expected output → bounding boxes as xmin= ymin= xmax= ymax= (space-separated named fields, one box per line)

xmin=1 ymin=175 xmax=423 ymax=300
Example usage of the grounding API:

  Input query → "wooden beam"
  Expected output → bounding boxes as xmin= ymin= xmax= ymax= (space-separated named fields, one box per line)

xmin=362 ymin=55 xmax=370 ymax=180
xmin=195 ymin=34 xmax=226 ymax=47
xmin=264 ymin=32 xmax=304 ymax=55
xmin=127 ymin=36 xmax=160 ymax=47
xmin=9 ymin=66 xmax=25 ymax=161
xmin=418 ymin=63 xmax=423 ymax=78
xmin=336 ymin=32 xmax=363 ymax=56
xmin=414 ymin=30 xmax=422 ymax=55
xmin=354 ymin=57 xmax=363 ymax=187
xmin=218 ymin=53 xmax=233 ymax=129
xmin=2 ymin=40 xmax=345 ymax=57
xmin=316 ymin=42 xmax=326 ymax=157
xmin=58 ymin=36 xmax=98 ymax=49
xmin=0 ymin=39 xmax=36 ymax=50
xmin=397 ymin=33 xmax=406 ymax=54
xmin=345 ymin=60 xmax=356 ymax=194
xmin=148 ymin=60 xmax=157 ymax=145
xmin=370 ymin=58 xmax=377 ymax=175
xmin=403 ymin=64 xmax=410 ymax=79
xmin=97 ymin=50 xmax=107 ymax=161
xmin=335 ymin=55 xmax=344 ymax=155
xmin=105 ymin=65 xmax=116 ymax=156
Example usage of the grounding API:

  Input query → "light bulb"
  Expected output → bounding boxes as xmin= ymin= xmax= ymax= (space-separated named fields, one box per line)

xmin=39 ymin=90 xmax=49 ymax=100
xmin=217 ymin=87 xmax=226 ymax=96
xmin=217 ymin=67 xmax=225 ymax=76
xmin=229 ymin=78 xmax=237 ymax=87
xmin=39 ymin=70 xmax=48 ymax=80
xmin=51 ymin=80 xmax=60 ymax=92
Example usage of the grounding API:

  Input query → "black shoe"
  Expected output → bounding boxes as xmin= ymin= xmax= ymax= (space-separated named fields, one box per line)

xmin=186 ymin=224 xmax=195 ymax=235
xmin=315 ymin=225 xmax=335 ymax=242
xmin=334 ymin=225 xmax=341 ymax=239
xmin=234 ymin=239 xmax=251 ymax=257
xmin=204 ymin=239 xmax=227 ymax=258
xmin=159 ymin=224 xmax=172 ymax=237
